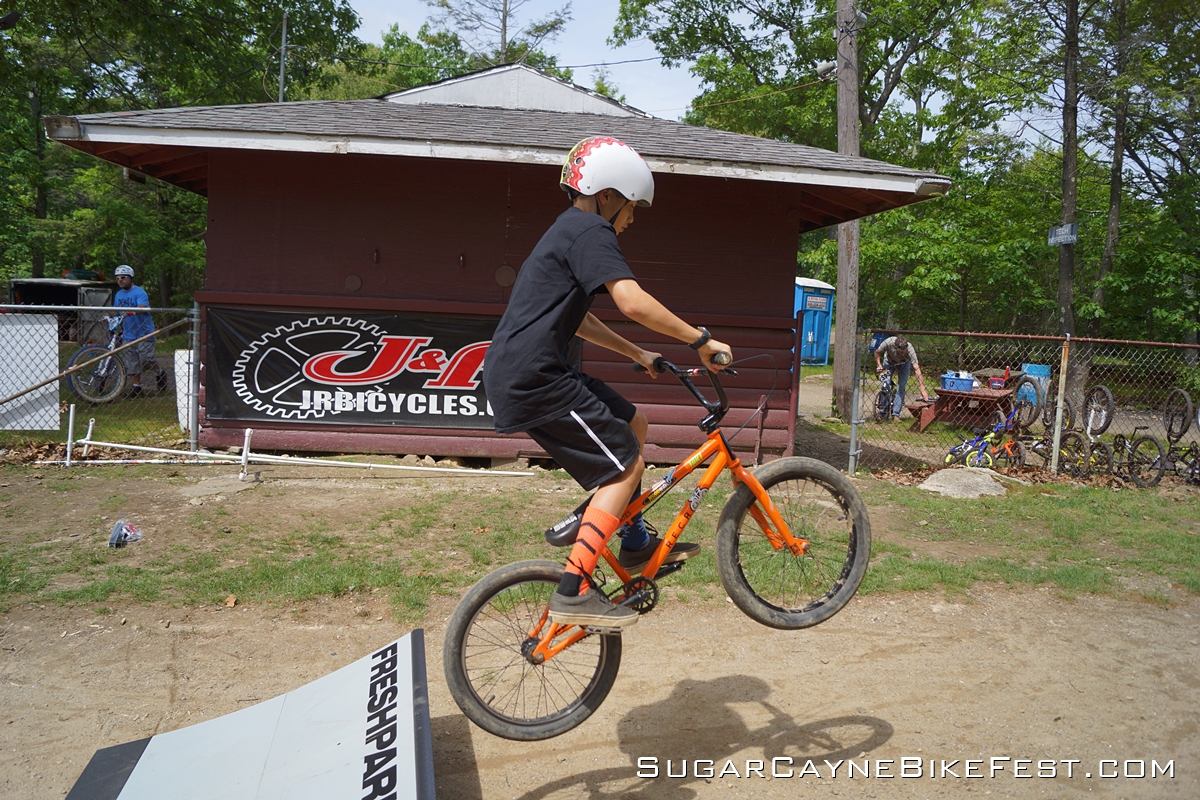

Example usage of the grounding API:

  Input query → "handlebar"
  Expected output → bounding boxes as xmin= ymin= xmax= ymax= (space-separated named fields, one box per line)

xmin=633 ymin=357 xmax=735 ymax=433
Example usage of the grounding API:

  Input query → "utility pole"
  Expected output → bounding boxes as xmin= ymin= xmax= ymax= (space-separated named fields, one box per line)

xmin=278 ymin=13 xmax=289 ymax=103
xmin=832 ymin=0 xmax=860 ymax=419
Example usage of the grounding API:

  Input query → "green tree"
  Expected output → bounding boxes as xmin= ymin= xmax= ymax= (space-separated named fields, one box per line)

xmin=424 ymin=0 xmax=572 ymax=66
xmin=0 ymin=0 xmax=361 ymax=295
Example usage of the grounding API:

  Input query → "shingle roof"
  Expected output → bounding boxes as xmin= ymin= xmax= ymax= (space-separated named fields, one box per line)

xmin=69 ymin=99 xmax=943 ymax=181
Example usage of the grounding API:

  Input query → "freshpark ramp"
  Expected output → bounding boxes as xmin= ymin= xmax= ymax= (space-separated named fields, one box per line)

xmin=65 ymin=630 xmax=434 ymax=800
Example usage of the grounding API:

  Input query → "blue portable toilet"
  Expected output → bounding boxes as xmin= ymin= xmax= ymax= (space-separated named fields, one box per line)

xmin=794 ymin=277 xmax=835 ymax=365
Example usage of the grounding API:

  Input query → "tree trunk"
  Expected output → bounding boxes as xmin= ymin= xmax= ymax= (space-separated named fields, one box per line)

xmin=30 ymin=86 xmax=47 ymax=279
xmin=1058 ymin=0 xmax=1080 ymax=338
xmin=1089 ymin=0 xmax=1128 ymax=341
xmin=832 ymin=0 xmax=861 ymax=419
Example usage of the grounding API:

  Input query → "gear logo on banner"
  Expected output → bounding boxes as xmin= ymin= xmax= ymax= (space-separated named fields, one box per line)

xmin=231 ymin=316 xmax=391 ymax=420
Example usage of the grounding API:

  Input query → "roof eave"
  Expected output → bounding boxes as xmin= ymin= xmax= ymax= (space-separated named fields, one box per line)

xmin=46 ymin=119 xmax=949 ymax=198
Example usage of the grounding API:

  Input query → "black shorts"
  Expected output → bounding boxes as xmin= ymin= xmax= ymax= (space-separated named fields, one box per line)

xmin=525 ymin=375 xmax=640 ymax=491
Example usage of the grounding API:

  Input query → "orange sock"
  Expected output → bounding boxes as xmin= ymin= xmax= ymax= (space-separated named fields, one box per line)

xmin=558 ymin=506 xmax=621 ymax=596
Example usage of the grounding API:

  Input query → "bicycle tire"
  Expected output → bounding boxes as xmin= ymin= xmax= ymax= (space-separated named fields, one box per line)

xmin=66 ymin=346 xmax=127 ymax=404
xmin=1128 ymin=436 xmax=1165 ymax=488
xmin=965 ymin=447 xmax=994 ymax=468
xmin=874 ymin=388 xmax=891 ymax=423
xmin=1043 ymin=394 xmax=1076 ymax=432
xmin=943 ymin=448 xmax=965 ymax=466
xmin=993 ymin=439 xmax=1025 ymax=469
xmin=1056 ymin=431 xmax=1090 ymax=477
xmin=1011 ymin=377 xmax=1042 ymax=431
xmin=1090 ymin=441 xmax=1113 ymax=476
xmin=716 ymin=457 xmax=871 ymax=630
xmin=1082 ymin=385 xmax=1115 ymax=435
xmin=1162 ymin=388 xmax=1193 ymax=443
xmin=443 ymin=560 xmax=622 ymax=741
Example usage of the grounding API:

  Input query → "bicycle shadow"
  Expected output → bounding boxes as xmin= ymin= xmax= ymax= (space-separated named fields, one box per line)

xmin=515 ymin=675 xmax=893 ymax=799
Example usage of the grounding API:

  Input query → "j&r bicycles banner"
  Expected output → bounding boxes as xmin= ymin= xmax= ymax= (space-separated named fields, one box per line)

xmin=206 ymin=307 xmax=496 ymax=428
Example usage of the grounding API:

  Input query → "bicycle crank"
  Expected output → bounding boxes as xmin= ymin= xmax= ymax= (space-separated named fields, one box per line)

xmin=617 ymin=576 xmax=660 ymax=614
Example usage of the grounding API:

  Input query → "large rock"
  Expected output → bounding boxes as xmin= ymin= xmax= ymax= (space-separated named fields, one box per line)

xmin=919 ymin=467 xmax=1007 ymax=498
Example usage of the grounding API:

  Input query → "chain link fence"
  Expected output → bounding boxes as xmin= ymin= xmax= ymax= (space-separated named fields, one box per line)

xmin=0 ymin=304 xmax=199 ymax=455
xmin=841 ymin=330 xmax=1200 ymax=486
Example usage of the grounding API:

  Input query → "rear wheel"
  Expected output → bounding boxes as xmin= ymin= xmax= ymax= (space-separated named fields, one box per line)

xmin=1012 ymin=377 xmax=1042 ymax=431
xmin=716 ymin=457 xmax=871 ymax=630
xmin=66 ymin=346 xmax=127 ymax=404
xmin=1162 ymin=388 xmax=1193 ymax=443
xmin=443 ymin=560 xmax=621 ymax=741
xmin=1043 ymin=394 xmax=1076 ymax=432
xmin=1056 ymin=431 xmax=1090 ymax=477
xmin=993 ymin=439 xmax=1026 ymax=469
xmin=1083 ymin=385 xmax=1115 ymax=435
xmin=1089 ymin=441 xmax=1113 ymax=476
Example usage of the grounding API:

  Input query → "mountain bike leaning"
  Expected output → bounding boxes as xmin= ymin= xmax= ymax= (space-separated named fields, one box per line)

xmin=66 ymin=314 xmax=128 ymax=404
xmin=443 ymin=358 xmax=872 ymax=741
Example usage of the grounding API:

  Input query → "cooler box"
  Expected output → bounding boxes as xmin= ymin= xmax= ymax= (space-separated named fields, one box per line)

xmin=941 ymin=373 xmax=974 ymax=392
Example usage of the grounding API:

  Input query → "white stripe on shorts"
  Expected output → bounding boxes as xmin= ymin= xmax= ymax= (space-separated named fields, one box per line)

xmin=570 ymin=410 xmax=626 ymax=472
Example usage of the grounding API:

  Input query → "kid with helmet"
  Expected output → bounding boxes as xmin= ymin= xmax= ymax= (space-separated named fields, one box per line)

xmin=482 ymin=137 xmax=732 ymax=631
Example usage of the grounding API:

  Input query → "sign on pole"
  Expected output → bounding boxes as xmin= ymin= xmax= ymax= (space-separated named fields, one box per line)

xmin=1048 ymin=223 xmax=1079 ymax=246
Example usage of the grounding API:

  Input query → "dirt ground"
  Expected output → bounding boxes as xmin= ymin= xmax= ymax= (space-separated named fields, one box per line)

xmin=1 ymin=464 xmax=1198 ymax=799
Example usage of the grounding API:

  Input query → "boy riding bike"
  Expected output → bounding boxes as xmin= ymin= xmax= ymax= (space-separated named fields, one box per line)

xmin=482 ymin=136 xmax=731 ymax=632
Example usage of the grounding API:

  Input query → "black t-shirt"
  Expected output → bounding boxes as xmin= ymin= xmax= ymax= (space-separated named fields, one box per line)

xmin=483 ymin=207 xmax=636 ymax=433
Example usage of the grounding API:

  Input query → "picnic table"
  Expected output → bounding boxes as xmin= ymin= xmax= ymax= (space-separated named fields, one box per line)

xmin=905 ymin=385 xmax=1016 ymax=433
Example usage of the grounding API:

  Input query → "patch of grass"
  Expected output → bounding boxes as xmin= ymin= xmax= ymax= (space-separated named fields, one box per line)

xmin=3 ymin=463 xmax=1196 ymax=624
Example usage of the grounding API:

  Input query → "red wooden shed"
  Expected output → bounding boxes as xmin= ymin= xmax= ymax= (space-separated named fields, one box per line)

xmin=44 ymin=65 xmax=950 ymax=464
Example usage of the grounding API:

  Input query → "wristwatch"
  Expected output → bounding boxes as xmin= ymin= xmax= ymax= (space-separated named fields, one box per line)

xmin=688 ymin=326 xmax=711 ymax=350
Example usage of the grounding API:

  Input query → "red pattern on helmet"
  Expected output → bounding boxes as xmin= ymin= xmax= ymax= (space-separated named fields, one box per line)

xmin=560 ymin=136 xmax=625 ymax=191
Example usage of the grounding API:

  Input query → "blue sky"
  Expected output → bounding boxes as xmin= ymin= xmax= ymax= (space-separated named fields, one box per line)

xmin=347 ymin=0 xmax=704 ymax=119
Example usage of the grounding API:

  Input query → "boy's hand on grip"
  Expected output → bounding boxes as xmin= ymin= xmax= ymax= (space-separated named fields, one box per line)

xmin=699 ymin=339 xmax=732 ymax=371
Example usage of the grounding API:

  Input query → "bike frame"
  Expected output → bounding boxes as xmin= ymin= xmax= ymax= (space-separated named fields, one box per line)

xmin=527 ymin=425 xmax=810 ymax=665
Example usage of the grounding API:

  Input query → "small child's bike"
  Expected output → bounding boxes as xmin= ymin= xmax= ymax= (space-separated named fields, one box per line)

xmin=443 ymin=359 xmax=871 ymax=740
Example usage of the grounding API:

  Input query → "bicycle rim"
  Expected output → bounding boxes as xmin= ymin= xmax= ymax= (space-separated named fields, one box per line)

xmin=716 ymin=457 xmax=870 ymax=630
xmin=1162 ymin=389 xmax=1193 ymax=443
xmin=68 ymin=346 xmax=126 ymax=404
xmin=443 ymin=561 xmax=621 ymax=740
xmin=1129 ymin=436 xmax=1165 ymax=488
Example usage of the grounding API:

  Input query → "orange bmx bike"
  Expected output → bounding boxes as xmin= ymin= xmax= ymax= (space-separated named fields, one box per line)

xmin=443 ymin=358 xmax=871 ymax=740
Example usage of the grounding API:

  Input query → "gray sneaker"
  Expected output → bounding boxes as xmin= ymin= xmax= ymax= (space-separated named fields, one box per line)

xmin=618 ymin=535 xmax=701 ymax=572
xmin=549 ymin=590 xmax=638 ymax=631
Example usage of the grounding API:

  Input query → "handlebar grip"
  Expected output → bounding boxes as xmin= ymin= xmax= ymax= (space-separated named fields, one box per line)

xmin=632 ymin=357 xmax=672 ymax=374
xmin=711 ymin=351 xmax=731 ymax=367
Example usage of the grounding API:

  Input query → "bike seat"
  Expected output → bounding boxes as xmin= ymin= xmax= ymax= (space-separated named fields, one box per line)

xmin=544 ymin=496 xmax=591 ymax=547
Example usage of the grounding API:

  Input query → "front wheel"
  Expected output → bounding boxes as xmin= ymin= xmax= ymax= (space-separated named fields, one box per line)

xmin=716 ymin=457 xmax=871 ymax=630
xmin=1090 ymin=441 xmax=1113 ymax=476
xmin=1162 ymin=388 xmax=1193 ymax=443
xmin=1083 ymin=385 xmax=1115 ymax=435
xmin=965 ymin=447 xmax=994 ymax=468
xmin=1128 ymin=436 xmax=1165 ymax=488
xmin=443 ymin=560 xmax=622 ymax=741
xmin=66 ymin=346 xmax=127 ymax=404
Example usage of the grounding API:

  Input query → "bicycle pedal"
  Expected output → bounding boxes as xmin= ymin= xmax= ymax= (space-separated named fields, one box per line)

xmin=582 ymin=625 xmax=624 ymax=635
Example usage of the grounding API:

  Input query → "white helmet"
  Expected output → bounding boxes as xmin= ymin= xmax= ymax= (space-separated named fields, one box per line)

xmin=114 ymin=265 xmax=134 ymax=277
xmin=561 ymin=137 xmax=654 ymax=207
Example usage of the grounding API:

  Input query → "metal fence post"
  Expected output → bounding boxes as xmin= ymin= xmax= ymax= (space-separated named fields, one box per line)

xmin=189 ymin=303 xmax=201 ymax=453
xmin=848 ymin=335 xmax=864 ymax=474
xmin=1049 ymin=335 xmax=1071 ymax=473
